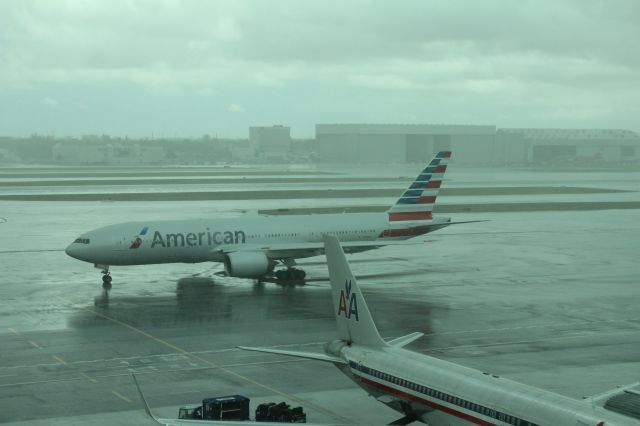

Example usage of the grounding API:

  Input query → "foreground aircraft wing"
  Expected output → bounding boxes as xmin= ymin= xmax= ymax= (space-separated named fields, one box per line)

xmin=133 ymin=374 xmax=341 ymax=425
xmin=585 ymin=382 xmax=640 ymax=405
xmin=156 ymin=418 xmax=337 ymax=426
xmin=238 ymin=346 xmax=347 ymax=365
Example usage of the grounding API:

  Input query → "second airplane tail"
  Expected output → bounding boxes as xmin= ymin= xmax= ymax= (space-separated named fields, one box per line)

xmin=387 ymin=150 xmax=451 ymax=222
xmin=324 ymin=234 xmax=387 ymax=347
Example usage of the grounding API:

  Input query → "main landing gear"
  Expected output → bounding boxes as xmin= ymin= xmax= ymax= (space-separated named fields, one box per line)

xmin=274 ymin=259 xmax=306 ymax=282
xmin=274 ymin=268 xmax=306 ymax=281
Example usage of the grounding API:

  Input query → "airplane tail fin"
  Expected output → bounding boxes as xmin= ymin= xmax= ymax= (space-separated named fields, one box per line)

xmin=323 ymin=234 xmax=387 ymax=347
xmin=387 ymin=150 xmax=451 ymax=222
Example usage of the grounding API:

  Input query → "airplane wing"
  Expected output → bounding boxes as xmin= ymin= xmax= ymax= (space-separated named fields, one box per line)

xmin=584 ymin=382 xmax=640 ymax=405
xmin=133 ymin=373 xmax=342 ymax=425
xmin=156 ymin=418 xmax=333 ymax=426
xmin=215 ymin=239 xmax=426 ymax=259
xmin=238 ymin=346 xmax=347 ymax=365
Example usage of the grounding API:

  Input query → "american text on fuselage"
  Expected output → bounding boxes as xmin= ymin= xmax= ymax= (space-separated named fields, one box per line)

xmin=149 ymin=229 xmax=246 ymax=248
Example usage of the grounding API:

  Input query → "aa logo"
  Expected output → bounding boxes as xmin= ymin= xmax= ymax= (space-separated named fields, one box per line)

xmin=337 ymin=279 xmax=359 ymax=321
xmin=129 ymin=226 xmax=149 ymax=249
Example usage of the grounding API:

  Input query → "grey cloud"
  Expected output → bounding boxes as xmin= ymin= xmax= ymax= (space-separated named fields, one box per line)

xmin=0 ymin=0 xmax=638 ymax=136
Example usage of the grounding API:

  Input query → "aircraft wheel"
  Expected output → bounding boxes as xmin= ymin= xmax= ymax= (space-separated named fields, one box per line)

xmin=102 ymin=274 xmax=112 ymax=286
xmin=293 ymin=269 xmax=306 ymax=280
xmin=275 ymin=270 xmax=287 ymax=281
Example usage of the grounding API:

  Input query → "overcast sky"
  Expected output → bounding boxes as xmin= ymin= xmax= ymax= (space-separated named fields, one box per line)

xmin=1 ymin=0 xmax=639 ymax=138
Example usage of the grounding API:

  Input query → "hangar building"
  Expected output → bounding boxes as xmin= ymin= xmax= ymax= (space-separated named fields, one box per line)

xmin=315 ymin=123 xmax=496 ymax=164
xmin=250 ymin=125 xmax=291 ymax=161
xmin=498 ymin=128 xmax=639 ymax=164
xmin=316 ymin=123 xmax=640 ymax=165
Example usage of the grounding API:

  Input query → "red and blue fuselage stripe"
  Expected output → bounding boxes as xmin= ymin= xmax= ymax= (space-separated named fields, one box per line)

xmin=348 ymin=360 xmax=539 ymax=426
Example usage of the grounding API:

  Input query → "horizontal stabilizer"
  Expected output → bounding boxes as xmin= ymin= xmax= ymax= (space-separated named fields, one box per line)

xmin=387 ymin=332 xmax=424 ymax=348
xmin=446 ymin=219 xmax=489 ymax=226
xmin=238 ymin=346 xmax=346 ymax=364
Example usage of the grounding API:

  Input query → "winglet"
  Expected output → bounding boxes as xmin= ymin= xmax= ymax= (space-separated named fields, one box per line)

xmin=132 ymin=373 xmax=163 ymax=424
xmin=323 ymin=234 xmax=387 ymax=347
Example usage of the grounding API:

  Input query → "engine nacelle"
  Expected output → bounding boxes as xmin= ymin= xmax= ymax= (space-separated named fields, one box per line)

xmin=224 ymin=251 xmax=270 ymax=278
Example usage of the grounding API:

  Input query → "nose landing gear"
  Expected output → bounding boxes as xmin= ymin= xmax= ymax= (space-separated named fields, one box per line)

xmin=94 ymin=264 xmax=112 ymax=288
xmin=98 ymin=266 xmax=112 ymax=288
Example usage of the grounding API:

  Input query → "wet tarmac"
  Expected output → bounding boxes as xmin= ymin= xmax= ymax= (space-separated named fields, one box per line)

xmin=0 ymin=165 xmax=639 ymax=425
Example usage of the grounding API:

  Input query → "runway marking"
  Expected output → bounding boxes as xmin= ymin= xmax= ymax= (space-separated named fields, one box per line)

xmin=2 ymin=317 xmax=640 ymax=372
xmin=80 ymin=372 xmax=98 ymax=384
xmin=8 ymin=328 xmax=19 ymax=335
xmin=53 ymin=355 xmax=66 ymax=364
xmin=29 ymin=340 xmax=41 ymax=349
xmin=111 ymin=390 xmax=131 ymax=403
xmin=62 ymin=299 xmax=353 ymax=424
xmin=0 ymin=359 xmax=309 ymax=388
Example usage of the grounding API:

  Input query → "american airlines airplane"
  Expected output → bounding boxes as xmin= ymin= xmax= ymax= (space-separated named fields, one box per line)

xmin=66 ymin=151 xmax=464 ymax=287
xmin=241 ymin=235 xmax=640 ymax=426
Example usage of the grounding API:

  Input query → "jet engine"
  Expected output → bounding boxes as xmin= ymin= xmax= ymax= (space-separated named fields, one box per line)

xmin=224 ymin=251 xmax=271 ymax=278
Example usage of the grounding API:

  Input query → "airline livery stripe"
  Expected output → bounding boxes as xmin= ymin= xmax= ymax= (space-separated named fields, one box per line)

xmin=437 ymin=151 xmax=452 ymax=158
xmin=396 ymin=199 xmax=436 ymax=209
xmin=426 ymin=181 xmax=442 ymax=189
xmin=420 ymin=189 xmax=439 ymax=196
xmin=379 ymin=226 xmax=431 ymax=237
xmin=402 ymin=189 xmax=424 ymax=197
xmin=349 ymin=361 xmax=539 ymax=426
xmin=410 ymin=174 xmax=444 ymax=186
xmin=418 ymin=196 xmax=436 ymax=204
xmin=357 ymin=375 xmax=493 ymax=426
xmin=399 ymin=189 xmax=438 ymax=198
xmin=388 ymin=205 xmax=435 ymax=213
xmin=388 ymin=212 xmax=433 ymax=221
xmin=423 ymin=166 xmax=439 ymax=172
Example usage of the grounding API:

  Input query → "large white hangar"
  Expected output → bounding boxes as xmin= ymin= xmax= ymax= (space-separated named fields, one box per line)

xmin=315 ymin=123 xmax=496 ymax=164
xmin=315 ymin=123 xmax=640 ymax=165
xmin=498 ymin=128 xmax=640 ymax=165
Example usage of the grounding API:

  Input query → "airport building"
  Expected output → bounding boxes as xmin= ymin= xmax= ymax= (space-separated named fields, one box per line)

xmin=315 ymin=123 xmax=640 ymax=165
xmin=250 ymin=125 xmax=291 ymax=161
xmin=315 ymin=124 xmax=496 ymax=164
xmin=497 ymin=128 xmax=639 ymax=164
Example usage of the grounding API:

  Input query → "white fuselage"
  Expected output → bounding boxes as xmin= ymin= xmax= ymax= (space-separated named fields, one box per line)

xmin=66 ymin=212 xmax=442 ymax=266
xmin=337 ymin=345 xmax=635 ymax=426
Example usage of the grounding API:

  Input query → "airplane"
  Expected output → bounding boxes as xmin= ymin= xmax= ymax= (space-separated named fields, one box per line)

xmin=240 ymin=235 xmax=640 ymax=426
xmin=66 ymin=151 xmax=469 ymax=287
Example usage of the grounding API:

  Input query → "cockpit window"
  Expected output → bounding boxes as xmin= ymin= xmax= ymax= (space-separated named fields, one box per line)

xmin=74 ymin=238 xmax=90 ymax=244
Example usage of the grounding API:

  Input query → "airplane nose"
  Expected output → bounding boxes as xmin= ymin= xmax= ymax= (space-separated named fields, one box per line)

xmin=65 ymin=242 xmax=79 ymax=259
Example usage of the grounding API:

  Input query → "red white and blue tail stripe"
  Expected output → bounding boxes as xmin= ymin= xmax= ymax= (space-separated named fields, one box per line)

xmin=387 ymin=151 xmax=451 ymax=222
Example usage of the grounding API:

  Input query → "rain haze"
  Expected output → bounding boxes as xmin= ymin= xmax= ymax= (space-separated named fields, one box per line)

xmin=0 ymin=1 xmax=639 ymax=426
xmin=0 ymin=1 xmax=639 ymax=137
